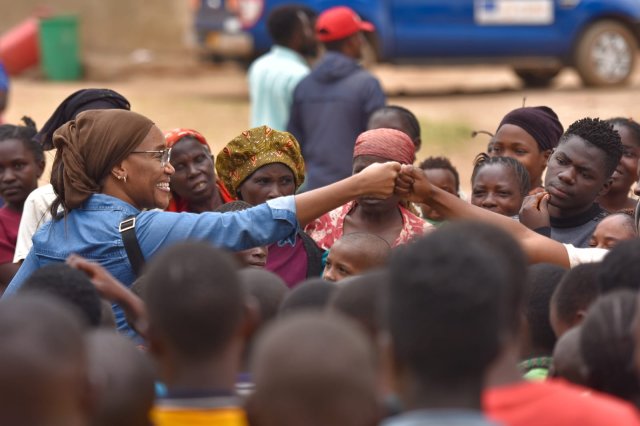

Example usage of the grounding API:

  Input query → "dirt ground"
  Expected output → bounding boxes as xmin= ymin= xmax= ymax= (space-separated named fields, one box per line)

xmin=5 ymin=62 xmax=640 ymax=193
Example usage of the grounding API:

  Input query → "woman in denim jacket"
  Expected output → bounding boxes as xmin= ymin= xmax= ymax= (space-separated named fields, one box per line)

xmin=5 ymin=109 xmax=400 ymax=332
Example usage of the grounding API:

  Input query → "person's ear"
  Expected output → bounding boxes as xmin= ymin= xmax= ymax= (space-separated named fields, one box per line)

xmin=146 ymin=324 xmax=166 ymax=359
xmin=377 ymin=330 xmax=400 ymax=394
xmin=240 ymin=296 xmax=260 ymax=341
xmin=574 ymin=309 xmax=587 ymax=325
xmin=598 ymin=177 xmax=613 ymax=197
xmin=111 ymin=163 xmax=127 ymax=181
xmin=413 ymin=138 xmax=422 ymax=154
xmin=35 ymin=159 xmax=45 ymax=179
xmin=542 ymin=149 xmax=553 ymax=162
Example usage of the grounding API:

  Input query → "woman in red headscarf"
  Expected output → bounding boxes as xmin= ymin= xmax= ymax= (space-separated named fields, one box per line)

xmin=164 ymin=128 xmax=234 ymax=213
xmin=305 ymin=128 xmax=432 ymax=250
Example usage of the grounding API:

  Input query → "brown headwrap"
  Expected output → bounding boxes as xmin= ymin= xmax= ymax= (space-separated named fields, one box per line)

xmin=50 ymin=109 xmax=155 ymax=211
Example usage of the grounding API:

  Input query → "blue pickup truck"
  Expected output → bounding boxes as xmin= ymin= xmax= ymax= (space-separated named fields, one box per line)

xmin=194 ymin=0 xmax=640 ymax=87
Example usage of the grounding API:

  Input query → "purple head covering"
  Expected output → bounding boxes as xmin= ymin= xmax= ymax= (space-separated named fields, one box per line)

xmin=497 ymin=106 xmax=564 ymax=151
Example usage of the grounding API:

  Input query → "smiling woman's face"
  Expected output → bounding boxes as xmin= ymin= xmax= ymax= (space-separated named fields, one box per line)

xmin=121 ymin=126 xmax=175 ymax=210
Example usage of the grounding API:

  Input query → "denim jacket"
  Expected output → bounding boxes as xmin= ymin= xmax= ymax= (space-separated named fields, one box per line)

xmin=6 ymin=193 xmax=299 ymax=331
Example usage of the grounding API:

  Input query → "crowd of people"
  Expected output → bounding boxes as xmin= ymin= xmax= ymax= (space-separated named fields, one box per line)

xmin=0 ymin=3 xmax=639 ymax=426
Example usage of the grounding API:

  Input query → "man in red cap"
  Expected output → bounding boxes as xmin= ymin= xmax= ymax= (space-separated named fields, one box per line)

xmin=287 ymin=6 xmax=386 ymax=192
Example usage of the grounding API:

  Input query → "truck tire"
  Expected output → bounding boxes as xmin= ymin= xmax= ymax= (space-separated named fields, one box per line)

xmin=574 ymin=20 xmax=637 ymax=87
xmin=513 ymin=67 xmax=561 ymax=88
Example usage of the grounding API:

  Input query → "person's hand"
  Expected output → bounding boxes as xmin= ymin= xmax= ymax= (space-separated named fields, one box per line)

xmin=395 ymin=165 xmax=432 ymax=203
xmin=519 ymin=192 xmax=550 ymax=230
xmin=357 ymin=161 xmax=401 ymax=198
xmin=66 ymin=254 xmax=125 ymax=302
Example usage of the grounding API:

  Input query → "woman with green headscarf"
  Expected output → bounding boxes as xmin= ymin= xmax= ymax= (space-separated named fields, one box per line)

xmin=216 ymin=125 xmax=323 ymax=287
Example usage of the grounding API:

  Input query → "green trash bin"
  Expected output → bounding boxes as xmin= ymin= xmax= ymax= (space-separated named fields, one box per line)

xmin=38 ymin=16 xmax=81 ymax=81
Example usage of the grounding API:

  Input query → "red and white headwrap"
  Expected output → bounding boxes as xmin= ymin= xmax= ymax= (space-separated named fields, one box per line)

xmin=164 ymin=128 xmax=208 ymax=148
xmin=353 ymin=128 xmax=415 ymax=164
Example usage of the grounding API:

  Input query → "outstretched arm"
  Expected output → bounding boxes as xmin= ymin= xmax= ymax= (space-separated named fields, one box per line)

xmin=294 ymin=162 xmax=401 ymax=226
xmin=66 ymin=254 xmax=149 ymax=338
xmin=396 ymin=165 xmax=570 ymax=267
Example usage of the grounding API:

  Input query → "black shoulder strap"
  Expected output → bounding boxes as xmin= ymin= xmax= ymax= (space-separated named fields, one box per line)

xmin=119 ymin=216 xmax=145 ymax=276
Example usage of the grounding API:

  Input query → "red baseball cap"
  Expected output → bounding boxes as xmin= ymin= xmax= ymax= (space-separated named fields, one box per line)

xmin=315 ymin=6 xmax=374 ymax=42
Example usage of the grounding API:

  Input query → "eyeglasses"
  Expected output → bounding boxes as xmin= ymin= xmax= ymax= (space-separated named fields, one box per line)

xmin=130 ymin=148 xmax=172 ymax=167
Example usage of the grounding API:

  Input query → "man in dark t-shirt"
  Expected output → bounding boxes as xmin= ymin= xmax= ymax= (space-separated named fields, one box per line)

xmin=522 ymin=118 xmax=622 ymax=248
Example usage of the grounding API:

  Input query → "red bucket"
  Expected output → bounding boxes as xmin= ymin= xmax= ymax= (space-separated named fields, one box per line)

xmin=0 ymin=18 xmax=40 ymax=75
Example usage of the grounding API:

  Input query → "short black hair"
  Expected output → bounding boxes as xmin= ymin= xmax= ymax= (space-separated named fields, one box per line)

xmin=143 ymin=242 xmax=243 ymax=361
xmin=0 ymin=116 xmax=44 ymax=165
xmin=369 ymin=105 xmax=422 ymax=142
xmin=240 ymin=268 xmax=288 ymax=325
xmin=21 ymin=263 xmax=102 ymax=327
xmin=334 ymin=232 xmax=391 ymax=268
xmin=524 ymin=263 xmax=567 ymax=355
xmin=551 ymin=262 xmax=601 ymax=327
xmin=329 ymin=269 xmax=388 ymax=336
xmin=580 ymin=290 xmax=639 ymax=402
xmin=607 ymin=117 xmax=640 ymax=147
xmin=419 ymin=156 xmax=460 ymax=193
xmin=561 ymin=117 xmax=623 ymax=178
xmin=597 ymin=238 xmax=640 ymax=293
xmin=472 ymin=152 xmax=531 ymax=196
xmin=279 ymin=278 xmax=336 ymax=316
xmin=267 ymin=5 xmax=316 ymax=46
xmin=388 ymin=223 xmax=511 ymax=387
xmin=215 ymin=200 xmax=253 ymax=213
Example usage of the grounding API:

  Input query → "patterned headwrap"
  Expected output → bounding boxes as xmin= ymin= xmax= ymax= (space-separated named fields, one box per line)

xmin=353 ymin=128 xmax=415 ymax=164
xmin=215 ymin=126 xmax=305 ymax=198
xmin=164 ymin=128 xmax=208 ymax=148
xmin=497 ymin=106 xmax=564 ymax=151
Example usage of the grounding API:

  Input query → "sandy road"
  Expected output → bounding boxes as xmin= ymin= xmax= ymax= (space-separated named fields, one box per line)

xmin=5 ymin=62 xmax=640 ymax=192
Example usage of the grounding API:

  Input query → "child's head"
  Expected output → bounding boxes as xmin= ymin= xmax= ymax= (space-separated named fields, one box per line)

xmin=490 ymin=106 xmax=563 ymax=189
xmin=367 ymin=105 xmax=421 ymax=151
xmin=0 ymin=117 xmax=44 ymax=211
xmin=143 ymin=242 xmax=246 ymax=373
xmin=551 ymin=326 xmax=588 ymax=386
xmin=549 ymin=262 xmax=601 ymax=338
xmin=328 ymin=269 xmax=388 ymax=338
xmin=471 ymin=153 xmax=530 ymax=217
xmin=387 ymin=223 xmax=512 ymax=398
xmin=279 ymin=278 xmax=336 ymax=316
xmin=21 ymin=263 xmax=103 ymax=327
xmin=323 ymin=233 xmax=391 ymax=282
xmin=418 ymin=156 xmax=460 ymax=221
xmin=581 ymin=290 xmax=639 ymax=404
xmin=248 ymin=312 xmax=378 ymax=426
xmin=589 ymin=212 xmax=637 ymax=249
xmin=240 ymin=268 xmax=289 ymax=326
xmin=597 ymin=238 xmax=640 ymax=293
xmin=216 ymin=201 xmax=269 ymax=268
xmin=87 ymin=329 xmax=155 ymax=426
xmin=522 ymin=263 xmax=567 ymax=357
xmin=605 ymin=117 xmax=640 ymax=196
xmin=0 ymin=294 xmax=91 ymax=426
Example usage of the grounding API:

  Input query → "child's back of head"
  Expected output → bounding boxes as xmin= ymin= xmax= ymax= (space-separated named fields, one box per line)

xmin=580 ymin=290 xmax=640 ymax=405
xmin=143 ymin=241 xmax=244 ymax=368
xmin=551 ymin=326 xmax=588 ymax=386
xmin=20 ymin=263 xmax=102 ymax=327
xmin=0 ymin=294 xmax=91 ymax=426
xmin=249 ymin=312 xmax=378 ymax=426
xmin=87 ymin=329 xmax=155 ymax=426
xmin=597 ymin=238 xmax=640 ymax=293
xmin=550 ymin=262 xmax=601 ymax=338
xmin=328 ymin=269 xmax=388 ymax=338
xmin=279 ymin=278 xmax=336 ymax=316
